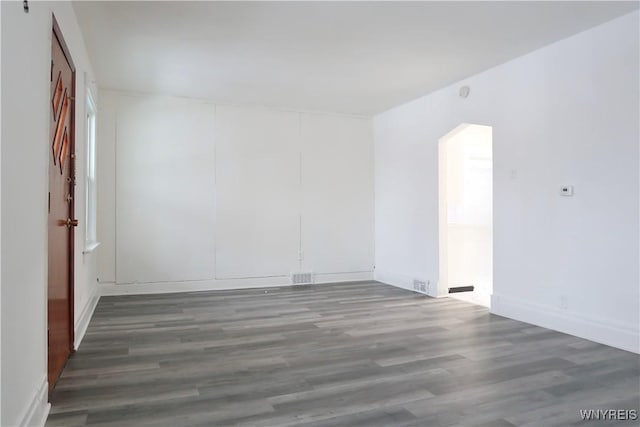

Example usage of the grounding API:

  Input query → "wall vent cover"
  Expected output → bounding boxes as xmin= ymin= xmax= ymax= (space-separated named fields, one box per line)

xmin=413 ymin=279 xmax=428 ymax=293
xmin=291 ymin=272 xmax=314 ymax=285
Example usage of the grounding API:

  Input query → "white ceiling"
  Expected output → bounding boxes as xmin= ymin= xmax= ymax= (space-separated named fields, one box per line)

xmin=73 ymin=1 xmax=638 ymax=116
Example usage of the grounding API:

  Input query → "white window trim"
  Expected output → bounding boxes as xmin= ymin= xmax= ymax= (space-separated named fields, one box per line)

xmin=82 ymin=241 xmax=101 ymax=255
xmin=84 ymin=85 xmax=99 ymax=253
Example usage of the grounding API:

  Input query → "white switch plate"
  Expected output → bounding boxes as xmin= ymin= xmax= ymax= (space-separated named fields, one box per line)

xmin=560 ymin=185 xmax=574 ymax=196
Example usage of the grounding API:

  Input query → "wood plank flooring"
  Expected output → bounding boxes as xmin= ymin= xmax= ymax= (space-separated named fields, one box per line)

xmin=47 ymin=281 xmax=640 ymax=426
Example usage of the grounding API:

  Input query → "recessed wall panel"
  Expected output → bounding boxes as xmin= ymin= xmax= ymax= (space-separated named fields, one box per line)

xmin=115 ymin=96 xmax=216 ymax=284
xmin=300 ymin=114 xmax=374 ymax=274
xmin=214 ymin=106 xmax=300 ymax=278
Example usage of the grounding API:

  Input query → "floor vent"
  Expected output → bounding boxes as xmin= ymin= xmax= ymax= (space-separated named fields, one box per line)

xmin=291 ymin=272 xmax=314 ymax=285
xmin=449 ymin=285 xmax=474 ymax=293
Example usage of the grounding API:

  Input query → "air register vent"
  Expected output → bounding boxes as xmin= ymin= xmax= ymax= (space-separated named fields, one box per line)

xmin=449 ymin=285 xmax=474 ymax=293
xmin=413 ymin=279 xmax=427 ymax=293
xmin=291 ymin=272 xmax=314 ymax=285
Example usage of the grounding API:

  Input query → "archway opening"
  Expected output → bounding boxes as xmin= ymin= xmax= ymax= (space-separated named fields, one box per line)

xmin=438 ymin=124 xmax=493 ymax=307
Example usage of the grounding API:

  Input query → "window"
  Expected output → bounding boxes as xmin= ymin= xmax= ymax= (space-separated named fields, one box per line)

xmin=84 ymin=88 xmax=99 ymax=252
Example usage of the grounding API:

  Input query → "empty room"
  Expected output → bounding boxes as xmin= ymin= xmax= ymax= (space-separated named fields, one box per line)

xmin=1 ymin=1 xmax=639 ymax=426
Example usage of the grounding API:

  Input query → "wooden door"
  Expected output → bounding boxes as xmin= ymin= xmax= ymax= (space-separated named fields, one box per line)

xmin=48 ymin=18 xmax=76 ymax=391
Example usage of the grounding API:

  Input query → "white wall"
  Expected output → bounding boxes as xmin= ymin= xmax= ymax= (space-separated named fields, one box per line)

xmin=301 ymin=114 xmax=375 ymax=274
xmin=215 ymin=106 xmax=300 ymax=279
xmin=97 ymin=92 xmax=374 ymax=293
xmin=374 ymin=12 xmax=639 ymax=353
xmin=96 ymin=91 xmax=117 ymax=285
xmin=116 ymin=96 xmax=216 ymax=284
xmin=1 ymin=1 xmax=98 ymax=425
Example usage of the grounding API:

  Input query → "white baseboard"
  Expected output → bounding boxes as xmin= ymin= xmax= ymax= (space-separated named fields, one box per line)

xmin=17 ymin=375 xmax=50 ymax=427
xmin=74 ymin=289 xmax=100 ymax=350
xmin=491 ymin=293 xmax=640 ymax=354
xmin=374 ymin=270 xmax=442 ymax=298
xmin=314 ymin=271 xmax=374 ymax=284
xmin=99 ymin=271 xmax=374 ymax=296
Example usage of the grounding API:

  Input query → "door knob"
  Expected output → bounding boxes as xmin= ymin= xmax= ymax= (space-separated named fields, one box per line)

xmin=65 ymin=218 xmax=79 ymax=227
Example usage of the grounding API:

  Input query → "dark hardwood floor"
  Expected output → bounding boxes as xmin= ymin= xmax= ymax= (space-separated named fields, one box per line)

xmin=47 ymin=281 xmax=640 ymax=426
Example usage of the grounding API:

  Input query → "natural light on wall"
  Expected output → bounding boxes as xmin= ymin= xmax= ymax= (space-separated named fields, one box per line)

xmin=85 ymin=86 xmax=98 ymax=252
